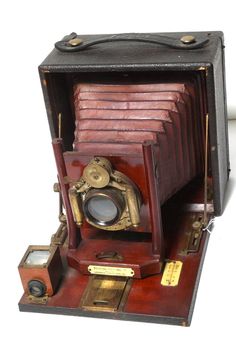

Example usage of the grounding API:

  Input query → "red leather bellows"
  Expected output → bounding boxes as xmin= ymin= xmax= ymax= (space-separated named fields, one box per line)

xmin=73 ymin=83 xmax=203 ymax=204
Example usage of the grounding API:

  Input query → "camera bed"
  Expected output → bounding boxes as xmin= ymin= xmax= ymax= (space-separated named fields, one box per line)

xmin=19 ymin=177 xmax=211 ymax=326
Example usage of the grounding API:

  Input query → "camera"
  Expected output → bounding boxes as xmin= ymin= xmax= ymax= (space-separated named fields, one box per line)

xmin=18 ymin=31 xmax=229 ymax=326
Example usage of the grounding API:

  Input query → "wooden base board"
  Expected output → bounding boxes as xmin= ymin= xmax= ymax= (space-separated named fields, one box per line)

xmin=18 ymin=212 xmax=210 ymax=326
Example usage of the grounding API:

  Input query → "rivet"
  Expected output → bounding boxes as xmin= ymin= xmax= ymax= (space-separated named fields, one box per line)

xmin=68 ymin=38 xmax=83 ymax=47
xmin=180 ymin=35 xmax=196 ymax=45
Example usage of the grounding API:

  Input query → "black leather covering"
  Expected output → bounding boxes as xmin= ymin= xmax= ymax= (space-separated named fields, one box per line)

xmin=39 ymin=31 xmax=229 ymax=216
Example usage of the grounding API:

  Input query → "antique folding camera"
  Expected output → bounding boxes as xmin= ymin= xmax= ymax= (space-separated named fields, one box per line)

xmin=18 ymin=31 xmax=229 ymax=326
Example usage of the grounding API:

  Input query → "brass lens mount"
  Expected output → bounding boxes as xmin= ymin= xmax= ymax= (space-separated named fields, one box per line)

xmin=69 ymin=157 xmax=141 ymax=231
xmin=83 ymin=188 xmax=125 ymax=227
xmin=82 ymin=157 xmax=112 ymax=188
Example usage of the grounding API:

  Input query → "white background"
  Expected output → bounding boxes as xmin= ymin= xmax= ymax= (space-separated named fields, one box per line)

xmin=0 ymin=1 xmax=236 ymax=338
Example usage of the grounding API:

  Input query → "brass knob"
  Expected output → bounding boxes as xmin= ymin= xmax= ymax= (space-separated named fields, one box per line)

xmin=83 ymin=157 xmax=112 ymax=188
xmin=83 ymin=164 xmax=110 ymax=188
xmin=53 ymin=182 xmax=60 ymax=192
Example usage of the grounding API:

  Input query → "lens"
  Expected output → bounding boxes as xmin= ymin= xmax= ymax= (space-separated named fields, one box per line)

xmin=87 ymin=196 xmax=118 ymax=223
xmin=28 ymin=280 xmax=46 ymax=297
xmin=84 ymin=189 xmax=125 ymax=227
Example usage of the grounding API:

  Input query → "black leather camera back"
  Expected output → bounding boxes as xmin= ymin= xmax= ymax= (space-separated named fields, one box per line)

xmin=39 ymin=31 xmax=229 ymax=216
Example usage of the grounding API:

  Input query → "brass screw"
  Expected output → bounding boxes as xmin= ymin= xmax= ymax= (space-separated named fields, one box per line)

xmin=192 ymin=221 xmax=202 ymax=230
xmin=68 ymin=38 xmax=83 ymax=47
xmin=59 ymin=213 xmax=67 ymax=223
xmin=180 ymin=35 xmax=196 ymax=44
xmin=53 ymin=182 xmax=60 ymax=193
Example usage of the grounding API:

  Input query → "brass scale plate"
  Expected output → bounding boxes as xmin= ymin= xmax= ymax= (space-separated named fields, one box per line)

xmin=80 ymin=275 xmax=132 ymax=312
xmin=80 ymin=262 xmax=182 ymax=312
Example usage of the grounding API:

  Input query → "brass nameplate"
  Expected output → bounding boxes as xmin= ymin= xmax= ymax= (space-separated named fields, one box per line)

xmin=80 ymin=275 xmax=131 ymax=312
xmin=161 ymin=260 xmax=183 ymax=287
xmin=88 ymin=265 xmax=134 ymax=277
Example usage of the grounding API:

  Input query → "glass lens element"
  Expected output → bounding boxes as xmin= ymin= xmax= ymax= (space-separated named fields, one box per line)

xmin=25 ymin=250 xmax=50 ymax=265
xmin=28 ymin=280 xmax=46 ymax=297
xmin=87 ymin=195 xmax=118 ymax=223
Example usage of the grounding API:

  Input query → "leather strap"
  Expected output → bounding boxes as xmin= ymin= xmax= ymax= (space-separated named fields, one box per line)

xmin=55 ymin=32 xmax=209 ymax=53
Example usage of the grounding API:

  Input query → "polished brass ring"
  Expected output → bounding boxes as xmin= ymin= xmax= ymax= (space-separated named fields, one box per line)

xmin=83 ymin=188 xmax=125 ymax=227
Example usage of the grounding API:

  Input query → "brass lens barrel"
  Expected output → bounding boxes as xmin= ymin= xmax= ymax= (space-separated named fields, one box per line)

xmin=83 ymin=188 xmax=125 ymax=227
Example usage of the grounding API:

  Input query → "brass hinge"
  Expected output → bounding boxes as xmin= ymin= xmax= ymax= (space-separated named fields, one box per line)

xmin=28 ymin=294 xmax=48 ymax=304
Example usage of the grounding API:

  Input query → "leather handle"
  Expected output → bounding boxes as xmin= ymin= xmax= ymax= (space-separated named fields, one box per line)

xmin=55 ymin=32 xmax=209 ymax=52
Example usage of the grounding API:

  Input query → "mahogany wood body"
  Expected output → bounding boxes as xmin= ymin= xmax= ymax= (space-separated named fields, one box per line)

xmin=18 ymin=246 xmax=63 ymax=297
xmin=64 ymin=143 xmax=164 ymax=277
xmin=19 ymin=180 xmax=209 ymax=325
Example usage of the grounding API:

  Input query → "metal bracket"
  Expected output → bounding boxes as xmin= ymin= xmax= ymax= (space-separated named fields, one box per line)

xmin=50 ymin=221 xmax=68 ymax=246
xmin=27 ymin=294 xmax=48 ymax=305
xmin=180 ymin=214 xmax=208 ymax=255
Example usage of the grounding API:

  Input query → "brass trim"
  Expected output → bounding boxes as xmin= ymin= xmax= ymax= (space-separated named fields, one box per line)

xmin=69 ymin=157 xmax=141 ymax=231
xmin=83 ymin=157 xmax=112 ymax=188
xmin=28 ymin=294 xmax=48 ymax=304
xmin=68 ymin=187 xmax=83 ymax=226
xmin=80 ymin=275 xmax=131 ymax=312
xmin=125 ymin=185 xmax=140 ymax=226
xmin=19 ymin=245 xmax=58 ymax=269
xmin=88 ymin=265 xmax=135 ymax=277
xmin=83 ymin=188 xmax=125 ymax=227
xmin=179 ymin=214 xmax=206 ymax=255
